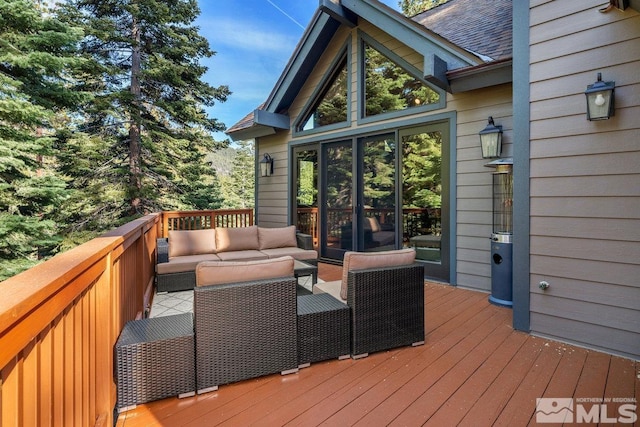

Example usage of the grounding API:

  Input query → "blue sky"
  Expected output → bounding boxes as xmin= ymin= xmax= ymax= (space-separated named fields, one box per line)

xmin=195 ymin=0 xmax=401 ymax=142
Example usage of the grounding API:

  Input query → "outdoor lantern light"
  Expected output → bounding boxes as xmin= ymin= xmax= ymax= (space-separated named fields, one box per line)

xmin=585 ymin=73 xmax=615 ymax=121
xmin=479 ymin=116 xmax=503 ymax=159
xmin=259 ymin=153 xmax=274 ymax=177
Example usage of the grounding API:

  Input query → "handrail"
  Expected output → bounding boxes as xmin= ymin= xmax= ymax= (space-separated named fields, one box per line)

xmin=0 ymin=213 xmax=160 ymax=427
xmin=0 ymin=208 xmax=253 ymax=426
xmin=161 ymin=208 xmax=254 ymax=237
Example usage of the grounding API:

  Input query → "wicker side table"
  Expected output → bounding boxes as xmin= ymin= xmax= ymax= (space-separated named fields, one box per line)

xmin=115 ymin=313 xmax=196 ymax=412
xmin=297 ymin=293 xmax=350 ymax=367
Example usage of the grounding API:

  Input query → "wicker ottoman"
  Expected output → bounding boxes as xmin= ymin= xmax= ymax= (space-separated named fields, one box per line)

xmin=297 ymin=293 xmax=350 ymax=367
xmin=115 ymin=313 xmax=196 ymax=412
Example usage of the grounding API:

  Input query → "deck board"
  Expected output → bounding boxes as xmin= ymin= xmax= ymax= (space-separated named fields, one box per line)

xmin=116 ymin=264 xmax=638 ymax=427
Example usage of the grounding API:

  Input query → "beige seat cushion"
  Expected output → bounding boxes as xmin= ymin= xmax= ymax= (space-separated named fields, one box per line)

xmin=260 ymin=247 xmax=318 ymax=261
xmin=340 ymin=248 xmax=416 ymax=300
xmin=168 ymin=229 xmax=217 ymax=257
xmin=196 ymin=256 xmax=295 ymax=287
xmin=258 ymin=226 xmax=298 ymax=250
xmin=216 ymin=250 xmax=268 ymax=262
xmin=215 ymin=225 xmax=259 ymax=252
xmin=156 ymin=253 xmax=221 ymax=274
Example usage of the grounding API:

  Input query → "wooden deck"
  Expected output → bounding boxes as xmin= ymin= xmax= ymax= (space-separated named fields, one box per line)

xmin=117 ymin=263 xmax=639 ymax=426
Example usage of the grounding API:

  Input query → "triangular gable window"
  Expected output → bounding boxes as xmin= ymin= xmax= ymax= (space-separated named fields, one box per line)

xmin=363 ymin=42 xmax=440 ymax=118
xmin=296 ymin=53 xmax=349 ymax=132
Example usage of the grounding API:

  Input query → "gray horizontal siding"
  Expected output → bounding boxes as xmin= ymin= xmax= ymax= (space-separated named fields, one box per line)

xmin=528 ymin=0 xmax=640 ymax=358
xmin=531 ymin=313 xmax=640 ymax=360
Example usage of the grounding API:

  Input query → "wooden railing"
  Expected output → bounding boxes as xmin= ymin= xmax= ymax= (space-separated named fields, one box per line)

xmin=161 ymin=209 xmax=254 ymax=237
xmin=0 ymin=208 xmax=253 ymax=426
xmin=0 ymin=214 xmax=161 ymax=427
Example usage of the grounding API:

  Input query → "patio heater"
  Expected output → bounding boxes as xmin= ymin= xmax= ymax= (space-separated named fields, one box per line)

xmin=487 ymin=158 xmax=513 ymax=307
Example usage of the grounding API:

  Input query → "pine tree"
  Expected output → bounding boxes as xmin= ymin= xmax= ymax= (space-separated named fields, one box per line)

xmin=56 ymin=0 xmax=230 ymax=221
xmin=228 ymin=140 xmax=255 ymax=209
xmin=0 ymin=0 xmax=86 ymax=280
xmin=399 ymin=0 xmax=449 ymax=17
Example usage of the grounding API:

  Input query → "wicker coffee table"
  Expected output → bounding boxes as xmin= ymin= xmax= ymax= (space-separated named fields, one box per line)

xmin=297 ymin=293 xmax=350 ymax=366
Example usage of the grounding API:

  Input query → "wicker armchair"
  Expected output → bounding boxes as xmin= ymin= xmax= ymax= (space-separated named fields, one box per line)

xmin=346 ymin=263 xmax=425 ymax=358
xmin=193 ymin=275 xmax=299 ymax=393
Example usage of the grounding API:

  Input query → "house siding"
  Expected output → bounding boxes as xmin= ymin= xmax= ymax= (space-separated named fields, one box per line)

xmin=257 ymin=18 xmax=513 ymax=293
xmin=528 ymin=0 xmax=640 ymax=358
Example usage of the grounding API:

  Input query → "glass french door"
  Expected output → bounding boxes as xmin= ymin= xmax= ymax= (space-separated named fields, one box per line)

xmin=400 ymin=123 xmax=449 ymax=282
xmin=294 ymin=147 xmax=319 ymax=248
xmin=359 ymin=133 xmax=397 ymax=252
xmin=295 ymin=123 xmax=449 ymax=282
xmin=321 ymin=141 xmax=354 ymax=260
xmin=320 ymin=135 xmax=398 ymax=260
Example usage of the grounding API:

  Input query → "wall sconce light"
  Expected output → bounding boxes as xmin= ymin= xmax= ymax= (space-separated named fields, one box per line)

xmin=585 ymin=73 xmax=615 ymax=121
xmin=479 ymin=116 xmax=503 ymax=159
xmin=259 ymin=153 xmax=274 ymax=177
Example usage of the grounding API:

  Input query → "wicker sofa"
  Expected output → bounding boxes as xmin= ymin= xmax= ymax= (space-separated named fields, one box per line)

xmin=156 ymin=225 xmax=317 ymax=292
xmin=314 ymin=249 xmax=425 ymax=358
xmin=193 ymin=256 xmax=299 ymax=393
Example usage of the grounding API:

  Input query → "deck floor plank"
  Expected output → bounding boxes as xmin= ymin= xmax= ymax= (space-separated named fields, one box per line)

xmin=459 ymin=333 xmax=547 ymax=426
xmin=603 ymin=356 xmax=638 ymax=423
xmin=116 ymin=269 xmax=639 ymax=427
xmin=353 ymin=310 xmax=513 ymax=426
xmin=413 ymin=329 xmax=528 ymax=426
xmin=492 ymin=336 xmax=565 ymax=426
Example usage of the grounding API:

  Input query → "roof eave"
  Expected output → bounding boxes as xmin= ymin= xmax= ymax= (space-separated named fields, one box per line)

xmin=226 ymin=124 xmax=276 ymax=142
xmin=226 ymin=109 xmax=289 ymax=142
xmin=447 ymin=58 xmax=513 ymax=93
xmin=262 ymin=11 xmax=340 ymax=114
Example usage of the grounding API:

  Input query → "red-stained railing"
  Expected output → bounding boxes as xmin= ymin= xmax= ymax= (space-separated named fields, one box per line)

xmin=161 ymin=209 xmax=254 ymax=237
xmin=0 ymin=208 xmax=253 ymax=426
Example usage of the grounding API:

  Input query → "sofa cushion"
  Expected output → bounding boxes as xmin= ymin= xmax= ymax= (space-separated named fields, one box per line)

xmin=258 ymin=225 xmax=298 ymax=250
xmin=195 ymin=256 xmax=295 ymax=287
xmin=340 ymin=248 xmax=416 ymax=300
xmin=260 ymin=247 xmax=318 ymax=261
xmin=215 ymin=225 xmax=259 ymax=252
xmin=216 ymin=250 xmax=268 ymax=262
xmin=371 ymin=231 xmax=395 ymax=247
xmin=156 ymin=253 xmax=221 ymax=274
xmin=168 ymin=229 xmax=216 ymax=258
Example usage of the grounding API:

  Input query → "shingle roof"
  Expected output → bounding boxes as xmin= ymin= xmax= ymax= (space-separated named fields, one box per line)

xmin=226 ymin=104 xmax=262 ymax=134
xmin=412 ymin=0 xmax=512 ymax=61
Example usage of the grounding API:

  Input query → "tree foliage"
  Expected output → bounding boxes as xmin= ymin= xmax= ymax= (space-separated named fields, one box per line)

xmin=0 ymin=0 xmax=87 ymax=280
xmin=399 ymin=0 xmax=449 ymax=17
xmin=0 ymin=0 xmax=232 ymax=280
xmin=56 ymin=0 xmax=230 ymax=220
xmin=219 ymin=140 xmax=254 ymax=209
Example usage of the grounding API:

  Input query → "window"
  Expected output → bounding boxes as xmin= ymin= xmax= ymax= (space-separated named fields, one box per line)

xmin=297 ymin=55 xmax=349 ymax=132
xmin=363 ymin=42 xmax=440 ymax=118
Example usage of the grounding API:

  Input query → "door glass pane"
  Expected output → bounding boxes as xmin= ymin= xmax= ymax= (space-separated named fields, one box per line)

xmin=295 ymin=148 xmax=318 ymax=247
xmin=324 ymin=142 xmax=353 ymax=258
xmin=362 ymin=135 xmax=396 ymax=252
xmin=402 ymin=131 xmax=442 ymax=262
